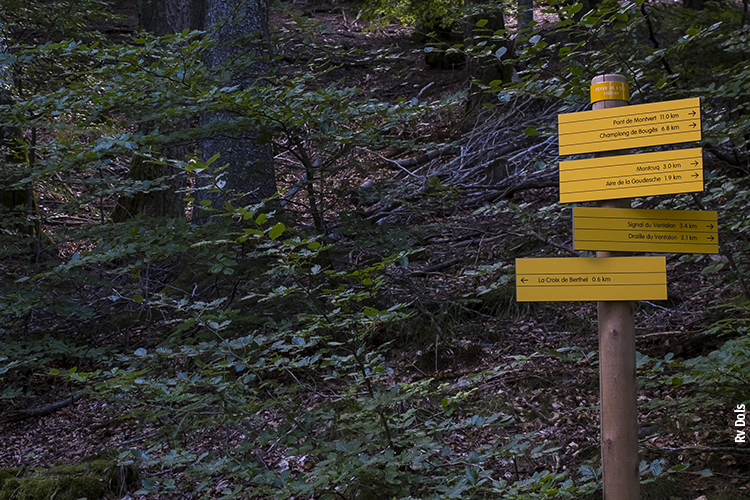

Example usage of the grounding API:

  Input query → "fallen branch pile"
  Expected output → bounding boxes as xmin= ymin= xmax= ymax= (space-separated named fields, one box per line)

xmin=364 ymin=96 xmax=590 ymax=220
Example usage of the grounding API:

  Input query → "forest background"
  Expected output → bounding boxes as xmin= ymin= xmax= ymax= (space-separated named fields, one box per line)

xmin=0 ymin=0 xmax=749 ymax=499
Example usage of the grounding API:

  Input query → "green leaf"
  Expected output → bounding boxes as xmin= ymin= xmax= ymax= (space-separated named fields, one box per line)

xmin=649 ymin=459 xmax=664 ymax=476
xmin=134 ymin=294 xmax=144 ymax=303
xmin=268 ymin=222 xmax=285 ymax=240
xmin=363 ymin=307 xmax=379 ymax=317
xmin=476 ymin=19 xmax=489 ymax=27
xmin=568 ymin=2 xmax=584 ymax=14
xmin=701 ymin=260 xmax=725 ymax=275
xmin=524 ymin=127 xmax=538 ymax=136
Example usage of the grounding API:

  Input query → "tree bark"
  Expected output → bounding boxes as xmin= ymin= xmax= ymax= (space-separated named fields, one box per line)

xmin=138 ymin=0 xmax=192 ymax=35
xmin=0 ymin=17 xmax=46 ymax=252
xmin=464 ymin=1 xmax=513 ymax=110
xmin=682 ymin=0 xmax=705 ymax=10
xmin=113 ymin=0 xmax=196 ymax=223
xmin=136 ymin=0 xmax=205 ymax=31
xmin=194 ymin=0 xmax=276 ymax=218
xmin=517 ymin=0 xmax=534 ymax=32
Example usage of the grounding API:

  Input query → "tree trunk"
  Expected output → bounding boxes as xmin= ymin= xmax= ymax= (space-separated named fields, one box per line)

xmin=194 ymin=0 xmax=276 ymax=218
xmin=111 ymin=157 xmax=189 ymax=222
xmin=138 ymin=0 xmax=192 ymax=34
xmin=464 ymin=1 xmax=513 ymax=110
xmin=0 ymin=18 xmax=47 ymax=253
xmin=112 ymin=0 xmax=196 ymax=223
xmin=517 ymin=0 xmax=534 ymax=32
xmin=137 ymin=0 xmax=205 ymax=31
xmin=682 ymin=0 xmax=705 ymax=9
xmin=0 ymin=94 xmax=33 ymax=232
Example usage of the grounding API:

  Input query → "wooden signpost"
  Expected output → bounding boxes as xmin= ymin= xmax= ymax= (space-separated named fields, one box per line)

xmin=573 ymin=207 xmax=718 ymax=254
xmin=559 ymin=148 xmax=704 ymax=203
xmin=587 ymin=75 xmax=640 ymax=500
xmin=515 ymin=74 xmax=712 ymax=500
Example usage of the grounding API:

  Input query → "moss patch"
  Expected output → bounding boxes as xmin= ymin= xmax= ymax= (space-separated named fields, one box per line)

xmin=0 ymin=478 xmax=21 ymax=500
xmin=0 ymin=459 xmax=137 ymax=500
xmin=0 ymin=469 xmax=19 ymax=482
xmin=0 ymin=469 xmax=19 ymax=492
xmin=44 ymin=460 xmax=110 ymax=478
xmin=0 ymin=476 xmax=105 ymax=500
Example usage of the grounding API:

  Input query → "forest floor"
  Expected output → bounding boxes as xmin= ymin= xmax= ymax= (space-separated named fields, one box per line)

xmin=1 ymin=1 xmax=750 ymax=499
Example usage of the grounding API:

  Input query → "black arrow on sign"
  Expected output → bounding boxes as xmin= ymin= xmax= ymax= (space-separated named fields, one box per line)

xmin=691 ymin=172 xmax=700 ymax=178
xmin=690 ymin=160 xmax=699 ymax=167
xmin=707 ymin=223 xmax=714 ymax=230
xmin=520 ymin=277 xmax=528 ymax=283
xmin=690 ymin=122 xmax=698 ymax=128
xmin=688 ymin=110 xmax=697 ymax=117
xmin=707 ymin=235 xmax=715 ymax=241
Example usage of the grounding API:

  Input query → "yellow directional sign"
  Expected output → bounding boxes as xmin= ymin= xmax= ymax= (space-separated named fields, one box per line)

xmin=516 ymin=256 xmax=666 ymax=302
xmin=558 ymin=98 xmax=701 ymax=155
xmin=573 ymin=207 xmax=718 ymax=254
xmin=559 ymin=148 xmax=703 ymax=203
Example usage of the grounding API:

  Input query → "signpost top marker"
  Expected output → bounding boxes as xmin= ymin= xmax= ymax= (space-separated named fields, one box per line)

xmin=591 ymin=78 xmax=630 ymax=104
xmin=591 ymin=74 xmax=629 ymax=108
